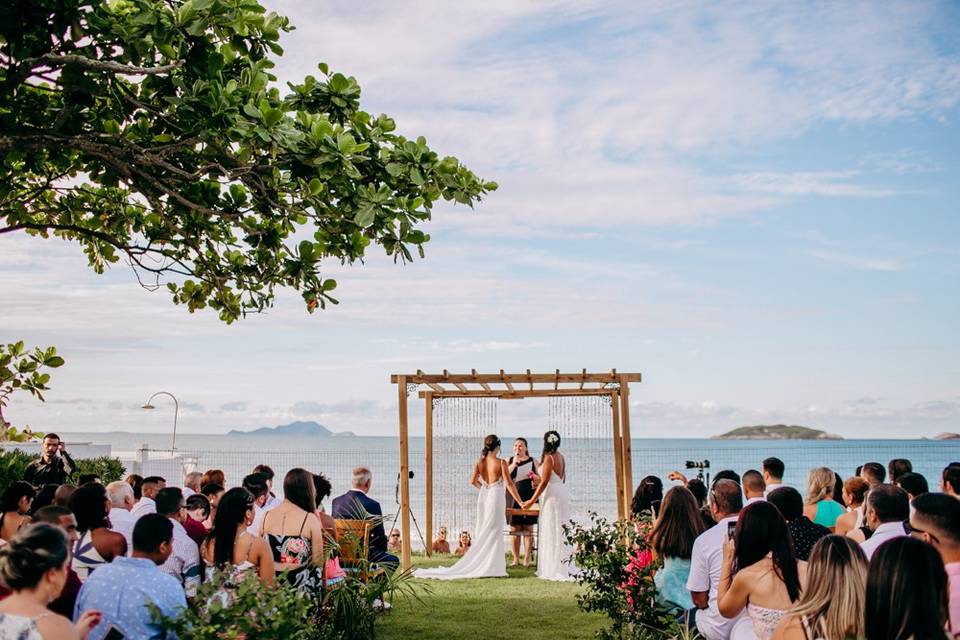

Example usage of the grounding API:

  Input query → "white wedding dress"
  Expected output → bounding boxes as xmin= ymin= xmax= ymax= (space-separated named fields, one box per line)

xmin=413 ymin=478 xmax=507 ymax=580
xmin=536 ymin=470 xmax=578 ymax=582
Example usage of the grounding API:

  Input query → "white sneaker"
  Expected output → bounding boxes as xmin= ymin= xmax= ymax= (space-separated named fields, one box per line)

xmin=372 ymin=598 xmax=392 ymax=611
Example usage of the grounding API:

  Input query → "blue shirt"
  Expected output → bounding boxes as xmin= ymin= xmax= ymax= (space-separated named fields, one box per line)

xmin=74 ymin=556 xmax=186 ymax=640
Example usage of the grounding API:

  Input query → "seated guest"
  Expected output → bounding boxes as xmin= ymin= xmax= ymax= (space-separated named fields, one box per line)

xmin=241 ymin=473 xmax=270 ymax=537
xmin=772 ymin=535 xmax=867 ymax=640
xmin=201 ymin=487 xmax=274 ymax=585
xmin=887 ymin=458 xmax=912 ymax=484
xmin=941 ymin=463 xmax=960 ymax=498
xmin=311 ymin=473 xmax=346 ymax=586
xmin=803 ymin=467 xmax=845 ymax=530
xmin=768 ymin=487 xmax=829 ymax=561
xmin=75 ymin=513 xmax=187 ymax=640
xmin=260 ymin=468 xmax=324 ymax=592
xmin=331 ymin=467 xmax=397 ymax=568
xmin=129 ymin=476 xmax=165 ymax=519
xmin=155 ymin=488 xmax=200 ymax=599
xmin=388 ymin=528 xmax=402 ymax=552
xmin=687 ymin=478 xmax=744 ymax=640
xmin=718 ymin=501 xmax=803 ymax=640
xmin=762 ymin=457 xmax=786 ymax=496
xmin=30 ymin=506 xmax=83 ymax=620
xmin=201 ymin=469 xmax=225 ymax=489
xmin=742 ymin=470 xmax=766 ymax=505
xmin=200 ymin=483 xmax=225 ymax=531
xmin=68 ymin=484 xmax=126 ymax=581
xmin=896 ymin=472 xmax=929 ymax=502
xmin=687 ymin=478 xmax=715 ymax=528
xmin=830 ymin=472 xmax=845 ymax=507
xmin=253 ymin=465 xmax=281 ymax=511
xmin=648 ymin=486 xmax=707 ymax=617
xmin=0 ymin=524 xmax=100 ymax=639
xmin=124 ymin=474 xmax=143 ymax=501
xmin=864 ymin=537 xmax=949 ymax=640
xmin=910 ymin=493 xmax=960 ymax=636
xmin=834 ymin=477 xmax=869 ymax=537
xmin=30 ymin=484 xmax=59 ymax=516
xmin=713 ymin=469 xmax=741 ymax=486
xmin=104 ymin=481 xmax=136 ymax=550
xmin=859 ymin=484 xmax=909 ymax=560
xmin=181 ymin=471 xmax=202 ymax=498
xmin=859 ymin=462 xmax=885 ymax=486
xmin=0 ymin=482 xmax=35 ymax=542
xmin=183 ymin=494 xmax=210 ymax=546
xmin=53 ymin=485 xmax=76 ymax=508
xmin=631 ymin=475 xmax=663 ymax=518
xmin=432 ymin=526 xmax=451 ymax=554
xmin=454 ymin=531 xmax=471 ymax=557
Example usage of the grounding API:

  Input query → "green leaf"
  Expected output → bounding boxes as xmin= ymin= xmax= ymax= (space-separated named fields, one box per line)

xmin=354 ymin=204 xmax=376 ymax=228
xmin=307 ymin=178 xmax=323 ymax=196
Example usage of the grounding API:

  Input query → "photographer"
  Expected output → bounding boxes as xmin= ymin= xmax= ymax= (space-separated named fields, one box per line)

xmin=23 ymin=434 xmax=75 ymax=488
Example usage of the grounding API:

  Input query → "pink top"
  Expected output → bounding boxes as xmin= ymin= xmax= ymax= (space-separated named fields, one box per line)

xmin=315 ymin=510 xmax=347 ymax=582
xmin=947 ymin=562 xmax=960 ymax=636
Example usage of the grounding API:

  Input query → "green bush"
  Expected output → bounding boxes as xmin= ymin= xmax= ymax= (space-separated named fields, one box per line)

xmin=0 ymin=449 xmax=38 ymax=494
xmin=0 ymin=450 xmax=125 ymax=493
xmin=71 ymin=457 xmax=126 ymax=484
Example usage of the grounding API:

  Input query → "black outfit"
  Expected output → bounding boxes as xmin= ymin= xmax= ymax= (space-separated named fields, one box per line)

xmin=23 ymin=452 xmax=75 ymax=487
xmin=787 ymin=516 xmax=830 ymax=561
xmin=507 ymin=457 xmax=539 ymax=526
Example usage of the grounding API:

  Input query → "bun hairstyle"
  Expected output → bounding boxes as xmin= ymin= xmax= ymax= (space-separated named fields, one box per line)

xmin=481 ymin=434 xmax=501 ymax=457
xmin=542 ymin=430 xmax=561 ymax=460
xmin=0 ymin=523 xmax=69 ymax=590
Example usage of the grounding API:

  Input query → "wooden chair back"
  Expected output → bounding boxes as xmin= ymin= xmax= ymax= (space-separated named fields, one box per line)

xmin=335 ymin=518 xmax=372 ymax=581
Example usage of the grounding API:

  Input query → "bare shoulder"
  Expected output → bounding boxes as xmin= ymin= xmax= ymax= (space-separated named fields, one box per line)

xmin=37 ymin=613 xmax=79 ymax=640
xmin=772 ymin=613 xmax=803 ymax=640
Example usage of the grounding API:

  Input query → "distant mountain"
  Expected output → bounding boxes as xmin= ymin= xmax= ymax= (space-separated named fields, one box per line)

xmin=934 ymin=432 xmax=960 ymax=440
xmin=227 ymin=421 xmax=342 ymax=437
xmin=713 ymin=425 xmax=842 ymax=440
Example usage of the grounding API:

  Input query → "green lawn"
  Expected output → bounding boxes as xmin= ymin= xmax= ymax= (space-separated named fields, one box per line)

xmin=377 ymin=555 xmax=606 ymax=639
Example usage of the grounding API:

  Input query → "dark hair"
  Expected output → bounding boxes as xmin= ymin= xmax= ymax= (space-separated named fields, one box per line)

xmin=867 ymin=484 xmax=909 ymax=524
xmin=253 ymin=464 xmax=275 ymax=481
xmin=631 ymin=475 xmax=663 ymax=517
xmin=887 ymin=458 xmax=913 ymax=484
xmin=865 ymin=537 xmax=949 ymax=640
xmin=713 ymin=469 xmax=741 ymax=486
xmin=861 ymin=462 xmax=886 ymax=484
xmin=155 ymin=487 xmax=184 ymax=517
xmin=53 ymin=484 xmax=76 ymax=507
xmin=541 ymin=430 xmax=561 ymax=459
xmin=242 ymin=473 xmax=269 ymax=499
xmin=68 ymin=482 xmax=110 ymax=532
xmin=186 ymin=494 xmax=211 ymax=519
xmin=832 ymin=471 xmax=846 ymax=507
xmin=201 ymin=483 xmax=224 ymax=498
xmin=710 ymin=478 xmax=743 ymax=515
xmin=283 ymin=468 xmax=316 ymax=513
xmin=1 ymin=481 xmax=36 ymax=513
xmin=687 ymin=478 xmax=708 ymax=507
xmin=133 ymin=513 xmax=174 ymax=553
xmin=43 ymin=433 xmax=60 ymax=443
xmin=202 ymin=469 xmax=225 ymax=487
xmin=732 ymin=501 xmax=801 ymax=602
xmin=210 ymin=487 xmax=255 ymax=568
xmin=313 ymin=473 xmax=332 ymax=504
xmin=911 ymin=493 xmax=960 ymax=545
xmin=143 ymin=475 xmax=166 ymax=486
xmin=742 ymin=469 xmax=765 ymax=494
xmin=126 ymin=474 xmax=143 ymax=500
xmin=649 ymin=486 xmax=706 ymax=559
xmin=77 ymin=474 xmax=100 ymax=485
xmin=481 ymin=434 xmax=501 ymax=457
xmin=762 ymin=457 xmax=785 ymax=480
xmin=943 ymin=464 xmax=960 ymax=494
xmin=513 ymin=437 xmax=529 ymax=451
xmin=897 ymin=472 xmax=929 ymax=498
xmin=29 ymin=484 xmax=59 ymax=515
xmin=0 ymin=523 xmax=69 ymax=590
xmin=767 ymin=486 xmax=804 ymax=521
xmin=32 ymin=505 xmax=73 ymax=525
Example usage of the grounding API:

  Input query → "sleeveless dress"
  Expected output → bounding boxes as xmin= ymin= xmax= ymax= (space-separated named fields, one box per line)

xmin=508 ymin=457 xmax=538 ymax=526
xmin=746 ymin=603 xmax=786 ymax=640
xmin=265 ymin=513 xmax=323 ymax=593
xmin=654 ymin=556 xmax=694 ymax=611
xmin=73 ymin=530 xmax=108 ymax=581
xmin=536 ymin=458 xmax=578 ymax=582
xmin=812 ymin=500 xmax=844 ymax=528
xmin=414 ymin=476 xmax=508 ymax=580
xmin=0 ymin=612 xmax=49 ymax=640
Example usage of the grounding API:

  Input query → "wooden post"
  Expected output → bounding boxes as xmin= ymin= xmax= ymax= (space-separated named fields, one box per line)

xmin=619 ymin=376 xmax=634 ymax=516
xmin=424 ymin=392 xmax=434 ymax=557
xmin=611 ymin=391 xmax=625 ymax=521
xmin=397 ymin=376 xmax=412 ymax=571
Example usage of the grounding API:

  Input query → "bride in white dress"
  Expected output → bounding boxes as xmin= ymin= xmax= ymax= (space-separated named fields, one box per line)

xmin=523 ymin=430 xmax=578 ymax=581
xmin=414 ymin=435 xmax=523 ymax=580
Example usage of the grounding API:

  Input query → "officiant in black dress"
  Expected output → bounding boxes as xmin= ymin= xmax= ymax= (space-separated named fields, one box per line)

xmin=506 ymin=437 xmax=539 ymax=567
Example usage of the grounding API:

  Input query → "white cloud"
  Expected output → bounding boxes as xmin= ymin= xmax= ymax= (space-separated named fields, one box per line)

xmin=807 ymin=249 xmax=908 ymax=272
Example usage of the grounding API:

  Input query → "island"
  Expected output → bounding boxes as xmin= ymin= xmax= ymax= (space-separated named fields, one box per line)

xmin=713 ymin=425 xmax=842 ymax=440
xmin=934 ymin=432 xmax=960 ymax=441
xmin=228 ymin=420 xmax=354 ymax=437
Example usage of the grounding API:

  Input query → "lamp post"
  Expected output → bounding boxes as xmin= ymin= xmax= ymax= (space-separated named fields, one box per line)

xmin=142 ymin=391 xmax=179 ymax=450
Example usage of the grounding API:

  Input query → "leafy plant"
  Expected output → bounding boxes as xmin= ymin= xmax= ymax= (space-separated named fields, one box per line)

xmin=0 ymin=342 xmax=64 ymax=433
xmin=71 ymin=456 xmax=126 ymax=484
xmin=0 ymin=449 xmax=39 ymax=494
xmin=0 ymin=450 xmax=125 ymax=493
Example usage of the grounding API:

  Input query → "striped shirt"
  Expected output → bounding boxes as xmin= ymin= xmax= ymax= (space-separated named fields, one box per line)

xmin=158 ymin=518 xmax=200 ymax=598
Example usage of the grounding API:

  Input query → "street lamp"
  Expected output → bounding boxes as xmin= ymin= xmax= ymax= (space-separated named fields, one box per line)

xmin=142 ymin=391 xmax=179 ymax=450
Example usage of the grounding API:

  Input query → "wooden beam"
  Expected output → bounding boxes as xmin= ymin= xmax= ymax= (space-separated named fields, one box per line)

xmin=453 ymin=381 xmax=467 ymax=392
xmin=611 ymin=390 xmax=625 ymax=521
xmin=619 ymin=374 xmax=634 ymax=519
xmin=579 ymin=368 xmax=587 ymax=389
xmin=472 ymin=369 xmax=491 ymax=391
xmin=527 ymin=369 xmax=533 ymax=391
xmin=397 ymin=376 xmax=412 ymax=571
xmin=500 ymin=369 xmax=515 ymax=392
xmin=554 ymin=369 xmax=560 ymax=390
xmin=424 ymin=392 xmax=433 ymax=558
xmin=418 ymin=388 xmax=617 ymax=399
xmin=392 ymin=372 xmax=641 ymax=384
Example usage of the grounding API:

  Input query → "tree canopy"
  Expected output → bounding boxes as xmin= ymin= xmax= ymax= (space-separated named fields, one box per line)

xmin=0 ymin=0 xmax=496 ymax=322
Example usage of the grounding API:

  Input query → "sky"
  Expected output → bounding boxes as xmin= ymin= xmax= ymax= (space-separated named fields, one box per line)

xmin=4 ymin=0 xmax=960 ymax=438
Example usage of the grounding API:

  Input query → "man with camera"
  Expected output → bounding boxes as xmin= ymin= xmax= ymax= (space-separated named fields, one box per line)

xmin=23 ymin=433 xmax=76 ymax=487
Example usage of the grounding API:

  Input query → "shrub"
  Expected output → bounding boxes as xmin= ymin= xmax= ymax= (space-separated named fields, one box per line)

xmin=0 ymin=449 xmax=38 ymax=494
xmin=0 ymin=450 xmax=125 ymax=493
xmin=70 ymin=457 xmax=126 ymax=484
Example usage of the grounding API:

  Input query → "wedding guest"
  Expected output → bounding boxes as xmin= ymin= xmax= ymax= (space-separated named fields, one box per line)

xmin=713 ymin=470 xmax=741 ymax=486
xmin=253 ymin=464 xmax=281 ymax=511
xmin=687 ymin=478 xmax=715 ymax=528
xmin=331 ymin=467 xmax=396 ymax=568
xmin=76 ymin=475 xmax=99 ymax=487
xmin=909 ymin=492 xmax=960 ymax=635
xmin=772 ymin=535 xmax=867 ymax=640
xmin=803 ymin=467 xmax=845 ymax=530
xmin=834 ymin=477 xmax=869 ymax=537
xmin=30 ymin=506 xmax=83 ymax=620
xmin=831 ymin=471 xmax=845 ymax=507
xmin=0 ymin=482 xmax=35 ymax=541
xmin=241 ymin=473 xmax=270 ymax=536
xmin=0 ymin=524 xmax=100 ymax=640
xmin=311 ymin=473 xmax=346 ymax=586
xmin=201 ymin=469 xmax=225 ymax=489
xmin=181 ymin=471 xmax=202 ymax=498
xmin=53 ymin=485 xmax=76 ymax=508
xmin=860 ymin=462 xmax=886 ymax=486
xmin=68 ymin=483 xmax=126 ymax=581
xmin=260 ymin=468 xmax=324 ymax=592
xmin=124 ymin=474 xmax=142 ymax=501
xmin=887 ymin=458 xmax=912 ymax=484
xmin=687 ymin=478 xmax=744 ymax=640
xmin=631 ymin=475 xmax=663 ymax=519
xmin=23 ymin=434 xmax=75 ymax=488
xmin=454 ymin=531 xmax=471 ymax=557
xmin=155 ymin=488 xmax=200 ymax=599
xmin=200 ymin=483 xmax=225 ymax=531
xmin=129 ymin=476 xmax=165 ymax=519
xmin=104 ymin=481 xmax=136 ymax=550
xmin=75 ymin=514 xmax=187 ymax=640
xmin=859 ymin=484 xmax=909 ymax=560
xmin=431 ymin=526 xmax=451 ymax=554
xmin=864 ymin=536 xmax=949 ymax=640
xmin=896 ymin=472 xmax=928 ymax=502
xmin=388 ymin=528 xmax=402 ymax=552
xmin=742 ymin=470 xmax=766 ymax=505
xmin=718 ymin=501 xmax=803 ymax=640
xmin=941 ymin=463 xmax=960 ymax=497
xmin=29 ymin=484 xmax=59 ymax=516
xmin=183 ymin=494 xmax=209 ymax=546
xmin=648 ymin=486 xmax=706 ymax=616
xmin=201 ymin=487 xmax=274 ymax=585
xmin=767 ymin=486 xmax=829 ymax=561
xmin=762 ymin=458 xmax=786 ymax=496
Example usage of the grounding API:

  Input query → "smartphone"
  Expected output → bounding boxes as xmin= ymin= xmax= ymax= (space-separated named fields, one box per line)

xmin=726 ymin=521 xmax=737 ymax=541
xmin=103 ymin=626 xmax=125 ymax=640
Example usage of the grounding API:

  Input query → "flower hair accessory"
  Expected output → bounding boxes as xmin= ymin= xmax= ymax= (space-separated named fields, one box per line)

xmin=547 ymin=433 xmax=559 ymax=445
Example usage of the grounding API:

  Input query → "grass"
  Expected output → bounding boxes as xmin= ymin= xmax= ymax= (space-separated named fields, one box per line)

xmin=378 ymin=554 xmax=606 ymax=640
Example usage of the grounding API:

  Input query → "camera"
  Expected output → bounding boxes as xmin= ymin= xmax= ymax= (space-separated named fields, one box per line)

xmin=685 ymin=460 xmax=710 ymax=470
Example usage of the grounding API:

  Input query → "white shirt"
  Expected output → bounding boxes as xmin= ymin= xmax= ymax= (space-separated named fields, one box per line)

xmin=129 ymin=496 xmax=156 ymax=519
xmin=860 ymin=521 xmax=908 ymax=560
xmin=744 ymin=496 xmax=766 ymax=506
xmin=182 ymin=487 xmax=196 ymax=498
xmin=158 ymin=518 xmax=201 ymax=598
xmin=108 ymin=507 xmax=136 ymax=550
xmin=687 ymin=515 xmax=746 ymax=640
xmin=764 ymin=482 xmax=785 ymax=497
xmin=247 ymin=495 xmax=281 ymax=537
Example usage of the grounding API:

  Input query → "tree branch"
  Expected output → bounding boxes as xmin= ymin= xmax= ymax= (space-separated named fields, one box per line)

xmin=27 ymin=54 xmax=184 ymax=76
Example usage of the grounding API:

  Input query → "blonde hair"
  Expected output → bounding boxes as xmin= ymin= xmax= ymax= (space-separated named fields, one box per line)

xmin=806 ymin=467 xmax=836 ymax=505
xmin=786 ymin=535 xmax=867 ymax=639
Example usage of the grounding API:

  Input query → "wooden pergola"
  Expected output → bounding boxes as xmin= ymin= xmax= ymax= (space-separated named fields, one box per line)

xmin=390 ymin=369 xmax=641 ymax=571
